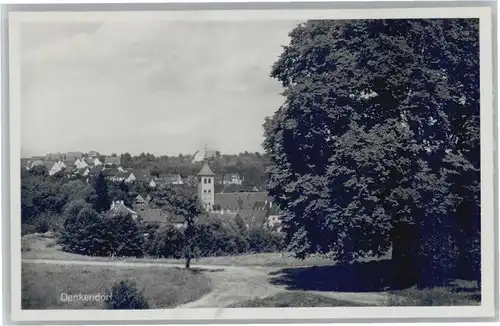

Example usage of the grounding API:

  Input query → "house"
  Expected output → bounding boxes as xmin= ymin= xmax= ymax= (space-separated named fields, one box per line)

xmin=124 ymin=172 xmax=136 ymax=183
xmin=222 ymin=173 xmax=243 ymax=185
xmin=163 ymin=174 xmax=184 ymax=185
xmin=149 ymin=178 xmax=168 ymax=189
xmin=63 ymin=158 xmax=77 ymax=168
xmin=88 ymin=150 xmax=99 ymax=157
xmin=131 ymin=170 xmax=150 ymax=183
xmin=104 ymin=156 xmax=121 ymax=166
xmin=29 ymin=160 xmax=44 ymax=169
xmin=75 ymin=158 xmax=89 ymax=169
xmin=236 ymin=210 xmax=268 ymax=228
xmin=101 ymin=167 xmax=119 ymax=179
xmin=145 ymin=194 xmax=152 ymax=203
xmin=108 ymin=200 xmax=138 ymax=220
xmin=89 ymin=166 xmax=103 ymax=177
xmin=48 ymin=160 xmax=66 ymax=176
xmin=135 ymin=194 xmax=147 ymax=205
xmin=265 ymin=215 xmax=283 ymax=232
xmin=192 ymin=148 xmax=218 ymax=163
xmin=93 ymin=158 xmax=103 ymax=166
xmin=134 ymin=207 xmax=185 ymax=228
xmin=76 ymin=167 xmax=90 ymax=177
xmin=21 ymin=158 xmax=31 ymax=170
xmin=65 ymin=152 xmax=84 ymax=160
xmin=45 ymin=153 xmax=63 ymax=160
xmin=111 ymin=171 xmax=132 ymax=182
xmin=184 ymin=175 xmax=198 ymax=187
xmin=214 ymin=192 xmax=270 ymax=211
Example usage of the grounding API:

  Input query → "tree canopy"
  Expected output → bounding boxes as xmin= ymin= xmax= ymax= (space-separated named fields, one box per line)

xmin=264 ymin=19 xmax=480 ymax=286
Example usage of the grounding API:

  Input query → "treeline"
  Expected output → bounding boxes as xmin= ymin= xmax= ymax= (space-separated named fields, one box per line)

xmin=120 ymin=152 xmax=270 ymax=187
xmin=21 ymin=166 xmax=152 ymax=234
xmin=146 ymin=216 xmax=284 ymax=258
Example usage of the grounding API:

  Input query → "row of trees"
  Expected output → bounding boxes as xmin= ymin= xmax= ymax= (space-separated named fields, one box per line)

xmin=264 ymin=19 xmax=480 ymax=287
xmin=21 ymin=166 xmax=151 ymax=234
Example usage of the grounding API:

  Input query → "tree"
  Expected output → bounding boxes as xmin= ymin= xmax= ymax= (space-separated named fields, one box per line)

xmin=264 ymin=19 xmax=479 ymax=287
xmin=100 ymin=212 xmax=145 ymax=257
xmin=60 ymin=205 xmax=105 ymax=255
xmin=153 ymin=186 xmax=202 ymax=268
xmin=91 ymin=172 xmax=111 ymax=213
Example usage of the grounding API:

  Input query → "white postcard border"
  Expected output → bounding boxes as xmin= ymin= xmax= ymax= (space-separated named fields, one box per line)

xmin=7 ymin=5 xmax=496 ymax=322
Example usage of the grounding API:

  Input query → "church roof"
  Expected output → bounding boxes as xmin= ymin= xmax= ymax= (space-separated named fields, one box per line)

xmin=197 ymin=161 xmax=215 ymax=176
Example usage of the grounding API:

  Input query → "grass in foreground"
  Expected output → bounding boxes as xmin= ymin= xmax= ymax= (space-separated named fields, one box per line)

xmin=22 ymin=234 xmax=335 ymax=267
xmin=226 ymin=291 xmax=370 ymax=308
xmin=22 ymin=262 xmax=212 ymax=309
xmin=387 ymin=280 xmax=480 ymax=306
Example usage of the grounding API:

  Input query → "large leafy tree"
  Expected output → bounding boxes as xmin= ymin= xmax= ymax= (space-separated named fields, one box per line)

xmin=153 ymin=185 xmax=202 ymax=268
xmin=264 ymin=19 xmax=479 ymax=286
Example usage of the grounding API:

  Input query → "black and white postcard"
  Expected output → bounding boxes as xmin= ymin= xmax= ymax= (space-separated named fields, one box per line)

xmin=4 ymin=3 xmax=497 ymax=323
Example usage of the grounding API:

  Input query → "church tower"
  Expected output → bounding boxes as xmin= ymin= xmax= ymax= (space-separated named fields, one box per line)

xmin=197 ymin=159 xmax=215 ymax=211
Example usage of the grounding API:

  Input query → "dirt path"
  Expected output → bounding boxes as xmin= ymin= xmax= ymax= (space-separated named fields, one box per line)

xmin=23 ymin=258 xmax=391 ymax=307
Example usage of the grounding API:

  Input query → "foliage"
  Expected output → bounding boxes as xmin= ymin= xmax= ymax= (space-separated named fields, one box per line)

xmin=59 ymin=204 xmax=105 ymax=256
xmin=21 ymin=169 xmax=68 ymax=224
xmin=100 ymin=213 xmax=145 ymax=257
xmin=60 ymin=200 xmax=145 ymax=257
xmin=105 ymin=280 xmax=149 ymax=309
xmin=265 ymin=19 xmax=480 ymax=286
xmin=90 ymin=173 xmax=111 ymax=213
xmin=152 ymin=185 xmax=202 ymax=267
xmin=145 ymin=224 xmax=185 ymax=258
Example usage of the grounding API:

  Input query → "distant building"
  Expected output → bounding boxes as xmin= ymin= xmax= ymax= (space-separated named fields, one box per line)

xmin=163 ymin=174 xmax=184 ymax=185
xmin=45 ymin=153 xmax=63 ymax=161
xmin=65 ymin=152 xmax=83 ymax=160
xmin=74 ymin=158 xmax=88 ymax=169
xmin=48 ymin=160 xmax=66 ymax=176
xmin=222 ymin=173 xmax=243 ymax=185
xmin=104 ymin=156 xmax=121 ymax=166
xmin=109 ymin=200 xmax=138 ymax=220
xmin=87 ymin=150 xmax=99 ymax=157
xmin=93 ymin=158 xmax=103 ymax=166
xmin=197 ymin=160 xmax=215 ymax=211
xmin=265 ymin=215 xmax=283 ymax=232
xmin=192 ymin=147 xmax=218 ymax=163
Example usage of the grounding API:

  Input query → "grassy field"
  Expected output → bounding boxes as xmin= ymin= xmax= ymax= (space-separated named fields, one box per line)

xmin=387 ymin=280 xmax=480 ymax=306
xmin=227 ymin=291 xmax=370 ymax=307
xmin=22 ymin=262 xmax=212 ymax=309
xmin=22 ymin=234 xmax=335 ymax=267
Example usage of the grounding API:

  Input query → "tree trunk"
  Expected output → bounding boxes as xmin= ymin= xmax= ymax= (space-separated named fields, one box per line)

xmin=185 ymin=256 xmax=191 ymax=269
xmin=390 ymin=223 xmax=419 ymax=289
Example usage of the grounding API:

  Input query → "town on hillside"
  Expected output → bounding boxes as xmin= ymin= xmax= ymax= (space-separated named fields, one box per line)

xmin=21 ymin=148 xmax=284 ymax=233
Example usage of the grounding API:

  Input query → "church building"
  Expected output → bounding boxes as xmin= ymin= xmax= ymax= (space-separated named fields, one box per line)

xmin=197 ymin=159 xmax=215 ymax=211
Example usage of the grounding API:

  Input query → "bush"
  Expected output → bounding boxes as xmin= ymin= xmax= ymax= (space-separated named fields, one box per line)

xmin=105 ymin=280 xmax=149 ymax=309
xmin=21 ymin=224 xmax=37 ymax=236
xmin=29 ymin=213 xmax=63 ymax=234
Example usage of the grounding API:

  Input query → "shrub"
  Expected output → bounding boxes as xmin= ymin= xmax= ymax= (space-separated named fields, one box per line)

xmin=21 ymin=224 xmax=37 ymax=236
xmin=29 ymin=212 xmax=63 ymax=234
xmin=105 ymin=280 xmax=149 ymax=309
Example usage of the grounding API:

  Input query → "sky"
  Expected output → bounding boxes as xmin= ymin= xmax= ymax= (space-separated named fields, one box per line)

xmin=20 ymin=19 xmax=299 ymax=157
